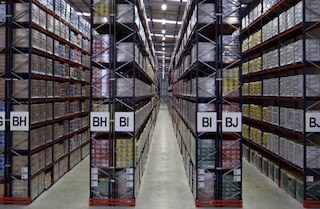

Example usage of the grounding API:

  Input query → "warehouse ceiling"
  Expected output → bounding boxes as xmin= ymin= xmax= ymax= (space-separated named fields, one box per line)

xmin=67 ymin=0 xmax=186 ymax=78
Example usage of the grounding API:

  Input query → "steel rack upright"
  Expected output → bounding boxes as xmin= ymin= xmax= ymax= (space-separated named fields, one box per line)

xmin=168 ymin=0 xmax=242 ymax=207
xmin=89 ymin=0 xmax=159 ymax=206
xmin=241 ymin=0 xmax=320 ymax=207
xmin=1 ymin=0 xmax=91 ymax=204
xmin=0 ymin=1 xmax=8 ymax=202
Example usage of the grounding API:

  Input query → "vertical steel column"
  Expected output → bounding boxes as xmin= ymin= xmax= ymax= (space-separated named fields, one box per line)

xmin=27 ymin=0 xmax=32 ymax=200
xmin=302 ymin=0 xmax=307 ymax=204
xmin=6 ymin=0 xmax=13 ymax=199
xmin=195 ymin=0 xmax=199 ymax=201
xmin=4 ymin=0 xmax=12 ymax=198
xmin=111 ymin=0 xmax=116 ymax=199
xmin=216 ymin=0 xmax=223 ymax=200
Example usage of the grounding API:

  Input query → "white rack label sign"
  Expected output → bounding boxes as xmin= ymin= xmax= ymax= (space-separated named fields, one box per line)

xmin=197 ymin=112 xmax=217 ymax=132
xmin=115 ymin=112 xmax=134 ymax=132
xmin=234 ymin=175 xmax=241 ymax=182
xmin=306 ymin=175 xmax=314 ymax=183
xmin=0 ymin=112 xmax=5 ymax=131
xmin=198 ymin=182 xmax=205 ymax=188
xmin=222 ymin=112 xmax=242 ymax=132
xmin=91 ymin=181 xmax=98 ymax=187
xmin=10 ymin=112 xmax=29 ymax=131
xmin=90 ymin=112 xmax=110 ymax=132
xmin=91 ymin=174 xmax=98 ymax=180
xmin=126 ymin=181 xmax=134 ymax=188
xmin=306 ymin=112 xmax=320 ymax=132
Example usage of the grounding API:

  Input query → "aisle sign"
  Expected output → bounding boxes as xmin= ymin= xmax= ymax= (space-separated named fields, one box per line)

xmin=0 ymin=112 xmax=5 ymax=131
xmin=306 ymin=112 xmax=320 ymax=132
xmin=115 ymin=112 xmax=134 ymax=132
xmin=197 ymin=112 xmax=217 ymax=132
xmin=222 ymin=112 xmax=241 ymax=132
xmin=90 ymin=112 xmax=109 ymax=132
xmin=10 ymin=112 xmax=29 ymax=131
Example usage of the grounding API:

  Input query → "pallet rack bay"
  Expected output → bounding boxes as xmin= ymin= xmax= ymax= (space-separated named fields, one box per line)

xmin=0 ymin=0 xmax=91 ymax=204
xmin=241 ymin=0 xmax=320 ymax=207
xmin=167 ymin=0 xmax=242 ymax=207
xmin=89 ymin=0 xmax=159 ymax=206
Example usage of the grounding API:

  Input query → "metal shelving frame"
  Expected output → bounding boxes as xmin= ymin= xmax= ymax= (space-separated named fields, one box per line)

xmin=1 ymin=0 xmax=91 ymax=204
xmin=241 ymin=0 xmax=320 ymax=207
xmin=168 ymin=0 xmax=242 ymax=207
xmin=89 ymin=0 xmax=158 ymax=206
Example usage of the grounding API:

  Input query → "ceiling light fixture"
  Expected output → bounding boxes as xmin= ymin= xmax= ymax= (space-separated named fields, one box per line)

xmin=153 ymin=34 xmax=175 ymax=38
xmin=147 ymin=18 xmax=182 ymax=25
xmin=155 ymin=51 xmax=165 ymax=54
xmin=162 ymin=36 xmax=166 ymax=41
xmin=162 ymin=42 xmax=165 ymax=46
xmin=161 ymin=4 xmax=167 ymax=10
xmin=162 ymin=29 xmax=166 ymax=34
xmin=162 ymin=47 xmax=165 ymax=51
xmin=76 ymin=12 xmax=90 ymax=16
xmin=162 ymin=19 xmax=166 ymax=25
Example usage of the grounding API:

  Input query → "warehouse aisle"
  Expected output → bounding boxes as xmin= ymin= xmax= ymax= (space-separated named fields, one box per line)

xmin=134 ymin=104 xmax=197 ymax=209
xmin=2 ymin=103 xmax=305 ymax=209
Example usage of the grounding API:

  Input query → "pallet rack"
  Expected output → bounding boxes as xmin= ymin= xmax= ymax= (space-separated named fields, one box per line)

xmin=1 ymin=0 xmax=90 ymax=204
xmin=241 ymin=0 xmax=320 ymax=207
xmin=89 ymin=0 xmax=159 ymax=206
xmin=167 ymin=0 xmax=242 ymax=207
xmin=0 ymin=2 xmax=6 ymax=201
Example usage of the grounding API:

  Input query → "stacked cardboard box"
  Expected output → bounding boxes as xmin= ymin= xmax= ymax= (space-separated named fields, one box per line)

xmin=116 ymin=78 xmax=151 ymax=97
xmin=268 ymin=132 xmax=279 ymax=155
xmin=242 ymin=124 xmax=249 ymax=139
xmin=223 ymin=140 xmax=240 ymax=169
xmin=267 ymin=160 xmax=274 ymax=181
xmin=263 ymin=78 xmax=278 ymax=96
xmin=249 ymin=104 xmax=261 ymax=120
xmin=250 ymin=127 xmax=262 ymax=145
xmin=294 ymin=1 xmax=320 ymax=26
xmin=249 ymin=81 xmax=262 ymax=96
xmin=280 ymin=74 xmax=320 ymax=98
xmin=192 ymin=42 xmax=216 ymax=64
xmin=222 ymin=1 xmax=240 ymax=25
xmin=279 ymin=11 xmax=287 ymax=33
xmin=294 ymin=39 xmax=320 ymax=63
xmin=222 ymin=173 xmax=241 ymax=199
xmin=242 ymin=83 xmax=249 ymax=95
xmin=135 ymin=102 xmax=152 ymax=131
xmin=193 ymin=77 xmax=216 ymax=98
xmin=262 ymin=0 xmax=278 ymax=14
xmin=198 ymin=139 xmax=215 ymax=169
xmin=198 ymin=170 xmax=215 ymax=199
xmin=198 ymin=3 xmax=215 ymax=24
xmin=223 ymin=67 xmax=239 ymax=97
xmin=221 ymin=35 xmax=240 ymax=63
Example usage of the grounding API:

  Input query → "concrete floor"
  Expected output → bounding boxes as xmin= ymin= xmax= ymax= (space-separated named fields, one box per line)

xmin=2 ymin=104 xmax=306 ymax=209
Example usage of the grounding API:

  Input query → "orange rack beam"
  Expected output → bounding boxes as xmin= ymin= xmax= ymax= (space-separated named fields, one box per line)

xmin=89 ymin=198 xmax=135 ymax=207
xmin=304 ymin=200 xmax=320 ymax=208
xmin=1 ymin=197 xmax=31 ymax=205
xmin=196 ymin=199 xmax=243 ymax=208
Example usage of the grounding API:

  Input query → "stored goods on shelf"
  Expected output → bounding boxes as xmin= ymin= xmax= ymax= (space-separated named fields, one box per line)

xmin=192 ymin=42 xmax=216 ymax=63
xmin=90 ymin=0 xmax=158 ymax=206
xmin=93 ymin=0 xmax=111 ymax=24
